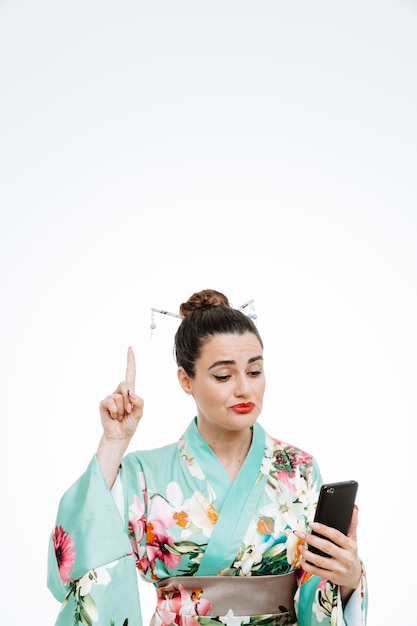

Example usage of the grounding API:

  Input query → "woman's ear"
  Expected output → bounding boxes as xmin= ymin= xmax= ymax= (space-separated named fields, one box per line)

xmin=177 ymin=367 xmax=193 ymax=395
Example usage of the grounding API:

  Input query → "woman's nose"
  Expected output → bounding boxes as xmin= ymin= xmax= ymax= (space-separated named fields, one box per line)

xmin=234 ymin=375 xmax=250 ymax=397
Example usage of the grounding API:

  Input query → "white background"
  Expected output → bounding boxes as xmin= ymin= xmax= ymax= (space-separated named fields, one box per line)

xmin=1 ymin=1 xmax=416 ymax=624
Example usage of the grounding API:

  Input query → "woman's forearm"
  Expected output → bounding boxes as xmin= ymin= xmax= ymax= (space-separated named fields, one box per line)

xmin=96 ymin=436 xmax=130 ymax=489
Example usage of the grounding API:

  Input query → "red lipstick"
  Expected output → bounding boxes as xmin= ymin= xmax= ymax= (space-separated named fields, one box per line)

xmin=231 ymin=402 xmax=255 ymax=414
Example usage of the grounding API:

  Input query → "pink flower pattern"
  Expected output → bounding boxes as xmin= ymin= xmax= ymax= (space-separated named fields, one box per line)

xmin=53 ymin=525 xmax=76 ymax=583
xmin=156 ymin=584 xmax=211 ymax=626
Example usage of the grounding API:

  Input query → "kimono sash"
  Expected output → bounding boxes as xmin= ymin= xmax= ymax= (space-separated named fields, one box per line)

xmin=155 ymin=572 xmax=297 ymax=617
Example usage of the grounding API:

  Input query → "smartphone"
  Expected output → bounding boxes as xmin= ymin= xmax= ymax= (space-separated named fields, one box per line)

xmin=309 ymin=480 xmax=358 ymax=557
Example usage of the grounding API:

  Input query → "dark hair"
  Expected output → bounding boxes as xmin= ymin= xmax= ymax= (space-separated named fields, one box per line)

xmin=174 ymin=289 xmax=263 ymax=377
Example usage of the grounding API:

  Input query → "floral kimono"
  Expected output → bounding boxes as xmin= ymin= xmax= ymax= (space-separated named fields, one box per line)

xmin=48 ymin=419 xmax=368 ymax=626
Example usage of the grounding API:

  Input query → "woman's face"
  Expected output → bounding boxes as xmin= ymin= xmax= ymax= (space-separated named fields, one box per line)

xmin=178 ymin=332 xmax=265 ymax=434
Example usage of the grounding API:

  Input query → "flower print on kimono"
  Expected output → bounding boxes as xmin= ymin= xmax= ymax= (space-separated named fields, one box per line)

xmin=129 ymin=471 xmax=151 ymax=573
xmin=230 ymin=517 xmax=277 ymax=575
xmin=62 ymin=562 xmax=119 ymax=626
xmin=286 ymin=520 xmax=307 ymax=569
xmin=78 ymin=561 xmax=118 ymax=596
xmin=261 ymin=454 xmax=318 ymax=536
xmin=129 ymin=491 xmax=150 ymax=573
xmin=128 ymin=473 xmax=203 ymax=575
xmin=258 ymin=477 xmax=307 ymax=551
xmin=186 ymin=490 xmax=218 ymax=538
xmin=152 ymin=480 xmax=219 ymax=541
xmin=220 ymin=609 xmax=250 ymax=626
xmin=312 ymin=577 xmax=338 ymax=624
xmin=52 ymin=525 xmax=76 ymax=584
xmin=179 ymin=437 xmax=217 ymax=503
xmin=144 ymin=481 xmax=189 ymax=573
xmin=265 ymin=438 xmax=314 ymax=489
xmin=138 ymin=480 xmax=217 ymax=576
xmin=178 ymin=438 xmax=205 ymax=481
xmin=156 ymin=584 xmax=211 ymax=626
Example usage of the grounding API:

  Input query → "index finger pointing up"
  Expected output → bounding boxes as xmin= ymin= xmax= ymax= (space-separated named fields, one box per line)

xmin=126 ymin=346 xmax=136 ymax=390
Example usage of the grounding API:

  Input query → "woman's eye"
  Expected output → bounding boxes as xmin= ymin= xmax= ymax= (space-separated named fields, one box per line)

xmin=249 ymin=370 xmax=262 ymax=377
xmin=213 ymin=374 xmax=230 ymax=382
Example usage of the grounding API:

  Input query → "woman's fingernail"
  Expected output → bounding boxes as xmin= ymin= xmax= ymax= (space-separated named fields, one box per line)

xmin=293 ymin=530 xmax=306 ymax=539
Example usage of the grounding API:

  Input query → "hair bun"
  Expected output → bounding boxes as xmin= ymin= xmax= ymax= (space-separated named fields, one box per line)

xmin=179 ymin=289 xmax=229 ymax=317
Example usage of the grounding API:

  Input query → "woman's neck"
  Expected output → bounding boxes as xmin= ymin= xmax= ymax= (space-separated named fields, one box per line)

xmin=196 ymin=420 xmax=254 ymax=481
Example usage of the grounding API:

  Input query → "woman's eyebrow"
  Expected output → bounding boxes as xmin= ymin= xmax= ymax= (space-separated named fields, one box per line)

xmin=208 ymin=355 xmax=263 ymax=370
xmin=249 ymin=355 xmax=263 ymax=364
xmin=208 ymin=359 xmax=234 ymax=369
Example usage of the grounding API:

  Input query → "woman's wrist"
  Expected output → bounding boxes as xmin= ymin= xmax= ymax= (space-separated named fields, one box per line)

xmin=340 ymin=565 xmax=362 ymax=606
xmin=97 ymin=436 xmax=129 ymax=488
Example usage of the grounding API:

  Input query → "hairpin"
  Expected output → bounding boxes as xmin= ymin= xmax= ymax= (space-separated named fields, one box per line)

xmin=150 ymin=299 xmax=256 ymax=337
xmin=151 ymin=307 xmax=184 ymax=319
xmin=238 ymin=298 xmax=254 ymax=311
xmin=238 ymin=298 xmax=257 ymax=321
xmin=150 ymin=307 xmax=184 ymax=338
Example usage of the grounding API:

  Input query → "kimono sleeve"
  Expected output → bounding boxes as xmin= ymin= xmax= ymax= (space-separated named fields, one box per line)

xmin=295 ymin=569 xmax=368 ymax=626
xmin=294 ymin=459 xmax=368 ymax=625
xmin=47 ymin=455 xmax=143 ymax=626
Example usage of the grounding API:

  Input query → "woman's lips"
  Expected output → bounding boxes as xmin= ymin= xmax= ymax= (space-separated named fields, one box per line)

xmin=230 ymin=402 xmax=255 ymax=414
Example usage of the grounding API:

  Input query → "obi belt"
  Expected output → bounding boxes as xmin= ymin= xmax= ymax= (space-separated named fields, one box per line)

xmin=152 ymin=571 xmax=297 ymax=626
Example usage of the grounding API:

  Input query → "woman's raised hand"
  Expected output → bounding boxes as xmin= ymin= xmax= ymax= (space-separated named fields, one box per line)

xmin=99 ymin=347 xmax=144 ymax=443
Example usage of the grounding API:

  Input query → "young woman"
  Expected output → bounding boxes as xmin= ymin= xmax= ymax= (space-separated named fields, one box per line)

xmin=48 ymin=289 xmax=368 ymax=626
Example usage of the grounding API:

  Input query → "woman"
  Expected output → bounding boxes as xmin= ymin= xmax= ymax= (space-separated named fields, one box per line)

xmin=48 ymin=289 xmax=368 ymax=626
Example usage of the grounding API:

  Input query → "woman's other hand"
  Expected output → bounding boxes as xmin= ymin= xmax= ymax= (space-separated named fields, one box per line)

xmin=294 ymin=506 xmax=362 ymax=605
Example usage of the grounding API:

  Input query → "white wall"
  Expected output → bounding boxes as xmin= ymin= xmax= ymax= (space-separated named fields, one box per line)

xmin=1 ymin=1 xmax=415 ymax=624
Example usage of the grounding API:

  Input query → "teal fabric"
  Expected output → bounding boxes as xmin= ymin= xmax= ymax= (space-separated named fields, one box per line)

xmin=193 ymin=422 xmax=268 ymax=575
xmin=47 ymin=419 xmax=368 ymax=626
